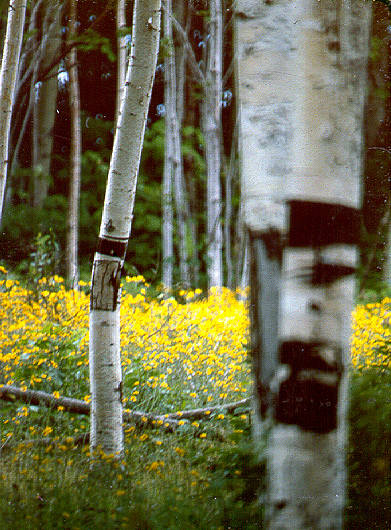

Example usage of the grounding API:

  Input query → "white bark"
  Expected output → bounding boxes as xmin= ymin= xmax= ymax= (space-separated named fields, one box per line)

xmin=236 ymin=0 xmax=371 ymax=528
xmin=164 ymin=0 xmax=190 ymax=288
xmin=162 ymin=0 xmax=174 ymax=290
xmin=235 ymin=0 xmax=295 ymax=234
xmin=203 ymin=0 xmax=223 ymax=289
xmin=33 ymin=1 xmax=62 ymax=208
xmin=0 ymin=0 xmax=27 ymax=223
xmin=89 ymin=0 xmax=161 ymax=456
xmin=66 ymin=0 xmax=81 ymax=289
xmin=171 ymin=2 xmax=199 ymax=286
xmin=116 ymin=0 xmax=127 ymax=126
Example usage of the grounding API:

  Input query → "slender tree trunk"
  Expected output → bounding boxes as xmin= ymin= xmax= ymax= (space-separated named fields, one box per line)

xmin=0 ymin=0 xmax=27 ymax=224
xmin=89 ymin=0 xmax=161 ymax=456
xmin=116 ymin=0 xmax=127 ymax=126
xmin=8 ymin=0 xmax=42 ymax=190
xmin=174 ymin=1 xmax=199 ymax=286
xmin=203 ymin=0 xmax=223 ymax=289
xmin=162 ymin=0 xmax=174 ymax=290
xmin=163 ymin=0 xmax=190 ymax=288
xmin=65 ymin=0 xmax=81 ymax=289
xmin=33 ymin=1 xmax=62 ymax=208
xmin=236 ymin=0 xmax=371 ymax=527
xmin=174 ymin=0 xmax=186 ymax=129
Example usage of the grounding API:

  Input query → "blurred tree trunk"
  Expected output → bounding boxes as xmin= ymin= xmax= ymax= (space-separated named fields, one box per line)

xmin=89 ymin=0 xmax=161 ymax=456
xmin=32 ymin=1 xmax=62 ymax=208
xmin=236 ymin=0 xmax=371 ymax=528
xmin=175 ymin=0 xmax=199 ymax=287
xmin=162 ymin=0 xmax=174 ymax=290
xmin=163 ymin=0 xmax=193 ymax=288
xmin=0 ymin=0 xmax=27 ymax=224
xmin=202 ymin=0 xmax=223 ymax=289
xmin=65 ymin=0 xmax=81 ymax=289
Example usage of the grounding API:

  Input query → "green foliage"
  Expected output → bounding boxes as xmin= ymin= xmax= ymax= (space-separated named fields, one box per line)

xmin=1 ymin=203 xmax=66 ymax=274
xmin=76 ymin=29 xmax=116 ymax=62
xmin=28 ymin=231 xmax=60 ymax=283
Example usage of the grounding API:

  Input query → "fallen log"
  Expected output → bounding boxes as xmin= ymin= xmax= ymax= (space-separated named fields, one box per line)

xmin=0 ymin=385 xmax=178 ymax=431
xmin=166 ymin=398 xmax=251 ymax=420
xmin=0 ymin=385 xmax=251 ymax=427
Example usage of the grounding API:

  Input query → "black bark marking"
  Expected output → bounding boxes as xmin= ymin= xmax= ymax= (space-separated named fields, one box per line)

xmin=116 ymin=381 xmax=123 ymax=404
xmin=274 ymin=341 xmax=341 ymax=433
xmin=90 ymin=260 xmax=122 ymax=311
xmin=296 ymin=260 xmax=356 ymax=286
xmin=97 ymin=237 xmax=128 ymax=259
xmin=105 ymin=219 xmax=115 ymax=233
xmin=288 ymin=200 xmax=361 ymax=247
xmin=111 ymin=262 xmax=122 ymax=309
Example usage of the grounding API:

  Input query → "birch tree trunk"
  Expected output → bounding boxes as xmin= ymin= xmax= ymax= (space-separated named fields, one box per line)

xmin=0 ymin=0 xmax=27 ymax=224
xmin=236 ymin=0 xmax=371 ymax=528
xmin=32 ymin=1 xmax=62 ymax=208
xmin=116 ymin=0 xmax=127 ymax=126
xmin=162 ymin=0 xmax=174 ymax=290
xmin=203 ymin=0 xmax=223 ymax=289
xmin=89 ymin=0 xmax=161 ymax=456
xmin=163 ymin=0 xmax=190 ymax=288
xmin=65 ymin=0 xmax=81 ymax=289
xmin=235 ymin=0 xmax=295 ymax=437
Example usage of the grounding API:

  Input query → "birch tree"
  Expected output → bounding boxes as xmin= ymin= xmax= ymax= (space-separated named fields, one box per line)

xmin=65 ymin=0 xmax=81 ymax=288
xmin=89 ymin=0 xmax=161 ymax=456
xmin=116 ymin=0 xmax=127 ymax=126
xmin=162 ymin=0 xmax=174 ymax=290
xmin=32 ymin=1 xmax=62 ymax=208
xmin=202 ymin=0 xmax=223 ymax=288
xmin=236 ymin=0 xmax=371 ymax=527
xmin=0 ymin=0 xmax=27 ymax=224
xmin=163 ymin=0 xmax=190 ymax=288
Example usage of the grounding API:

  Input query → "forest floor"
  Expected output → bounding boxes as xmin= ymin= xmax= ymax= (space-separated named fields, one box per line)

xmin=0 ymin=270 xmax=390 ymax=528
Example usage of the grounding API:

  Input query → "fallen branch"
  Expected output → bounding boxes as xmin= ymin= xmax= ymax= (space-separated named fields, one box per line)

xmin=166 ymin=398 xmax=251 ymax=420
xmin=0 ymin=385 xmax=178 ymax=431
xmin=0 ymin=385 xmax=251 ymax=429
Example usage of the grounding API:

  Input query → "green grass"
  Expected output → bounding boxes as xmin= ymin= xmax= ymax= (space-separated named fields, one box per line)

xmin=0 ymin=273 xmax=390 ymax=528
xmin=1 ymin=366 xmax=390 ymax=529
xmin=0 ymin=409 xmax=263 ymax=529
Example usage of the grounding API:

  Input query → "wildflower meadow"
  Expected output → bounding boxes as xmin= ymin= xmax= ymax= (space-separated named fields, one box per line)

xmin=0 ymin=266 xmax=390 ymax=528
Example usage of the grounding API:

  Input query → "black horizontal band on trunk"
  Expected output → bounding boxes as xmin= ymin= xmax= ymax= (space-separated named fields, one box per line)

xmin=97 ymin=237 xmax=128 ymax=259
xmin=279 ymin=340 xmax=340 ymax=372
xmin=275 ymin=340 xmax=341 ymax=433
xmin=288 ymin=200 xmax=361 ymax=247
xmin=274 ymin=377 xmax=338 ymax=433
xmin=296 ymin=263 xmax=356 ymax=285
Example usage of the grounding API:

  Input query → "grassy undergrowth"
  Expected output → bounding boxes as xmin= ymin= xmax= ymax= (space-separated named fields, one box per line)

xmin=0 ymin=269 xmax=390 ymax=528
